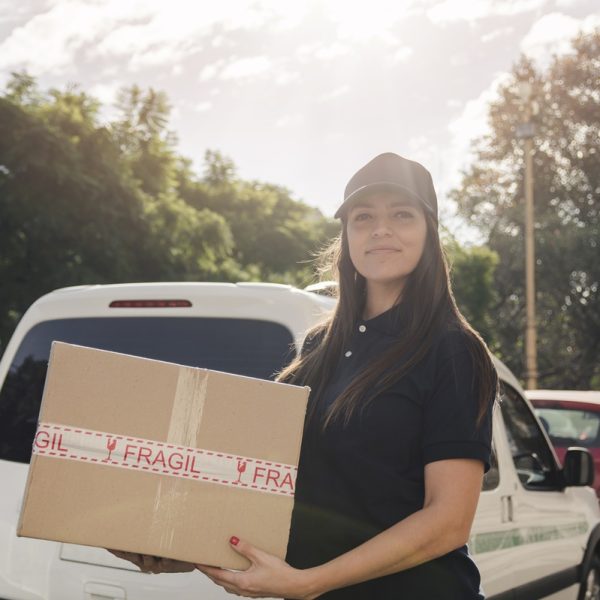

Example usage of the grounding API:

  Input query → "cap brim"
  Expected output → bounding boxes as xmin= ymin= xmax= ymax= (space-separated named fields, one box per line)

xmin=334 ymin=182 xmax=432 ymax=219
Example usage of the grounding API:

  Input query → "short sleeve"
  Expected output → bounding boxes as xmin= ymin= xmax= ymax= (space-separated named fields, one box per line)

xmin=422 ymin=340 xmax=496 ymax=473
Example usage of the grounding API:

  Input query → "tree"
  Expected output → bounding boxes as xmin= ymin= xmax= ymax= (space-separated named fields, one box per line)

xmin=451 ymin=29 xmax=600 ymax=388
xmin=0 ymin=74 xmax=338 ymax=351
xmin=0 ymin=77 xmax=240 ymax=348
xmin=444 ymin=237 xmax=499 ymax=347
xmin=176 ymin=152 xmax=339 ymax=282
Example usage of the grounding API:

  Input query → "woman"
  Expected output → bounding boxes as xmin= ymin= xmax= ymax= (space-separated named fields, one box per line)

xmin=115 ymin=152 xmax=498 ymax=599
xmin=194 ymin=152 xmax=498 ymax=599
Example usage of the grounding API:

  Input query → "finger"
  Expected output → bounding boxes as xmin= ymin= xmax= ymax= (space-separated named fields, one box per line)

xmin=107 ymin=550 xmax=143 ymax=569
xmin=228 ymin=536 xmax=267 ymax=566
xmin=107 ymin=549 xmax=133 ymax=561
xmin=195 ymin=564 xmax=228 ymax=577
xmin=141 ymin=554 xmax=159 ymax=573
xmin=150 ymin=557 xmax=164 ymax=574
xmin=195 ymin=565 xmax=225 ymax=586
xmin=197 ymin=566 xmax=240 ymax=588
xmin=161 ymin=559 xmax=196 ymax=573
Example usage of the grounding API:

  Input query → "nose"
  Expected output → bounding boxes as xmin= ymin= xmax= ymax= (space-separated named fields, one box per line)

xmin=371 ymin=216 xmax=393 ymax=237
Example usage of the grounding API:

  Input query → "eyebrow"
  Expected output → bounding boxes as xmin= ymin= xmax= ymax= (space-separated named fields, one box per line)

xmin=349 ymin=199 xmax=418 ymax=211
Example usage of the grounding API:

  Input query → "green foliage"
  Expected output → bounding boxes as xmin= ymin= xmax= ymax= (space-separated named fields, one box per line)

xmin=451 ymin=28 xmax=600 ymax=389
xmin=0 ymin=73 xmax=338 ymax=350
xmin=177 ymin=154 xmax=337 ymax=281
xmin=444 ymin=237 xmax=500 ymax=347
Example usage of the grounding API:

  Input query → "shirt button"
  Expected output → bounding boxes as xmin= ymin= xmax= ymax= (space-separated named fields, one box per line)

xmin=344 ymin=350 xmax=352 ymax=358
xmin=358 ymin=325 xmax=366 ymax=332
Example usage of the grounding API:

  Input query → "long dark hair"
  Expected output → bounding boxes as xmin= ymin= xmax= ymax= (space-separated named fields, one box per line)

xmin=275 ymin=210 xmax=498 ymax=431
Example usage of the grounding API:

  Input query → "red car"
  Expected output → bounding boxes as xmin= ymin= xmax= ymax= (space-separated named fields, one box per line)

xmin=526 ymin=390 xmax=600 ymax=498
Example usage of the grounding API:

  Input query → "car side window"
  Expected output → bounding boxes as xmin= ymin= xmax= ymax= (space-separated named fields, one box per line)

xmin=500 ymin=383 xmax=560 ymax=490
xmin=482 ymin=441 xmax=499 ymax=491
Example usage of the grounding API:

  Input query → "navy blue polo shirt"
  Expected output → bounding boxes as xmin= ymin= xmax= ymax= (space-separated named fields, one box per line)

xmin=285 ymin=301 xmax=495 ymax=599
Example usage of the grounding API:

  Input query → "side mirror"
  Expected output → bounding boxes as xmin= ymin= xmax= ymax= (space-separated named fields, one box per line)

xmin=563 ymin=447 xmax=594 ymax=487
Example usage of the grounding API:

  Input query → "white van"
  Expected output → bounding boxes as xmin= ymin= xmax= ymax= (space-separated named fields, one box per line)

xmin=0 ymin=282 xmax=598 ymax=600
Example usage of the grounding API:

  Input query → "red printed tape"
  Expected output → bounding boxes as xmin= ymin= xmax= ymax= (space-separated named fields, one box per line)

xmin=32 ymin=422 xmax=296 ymax=497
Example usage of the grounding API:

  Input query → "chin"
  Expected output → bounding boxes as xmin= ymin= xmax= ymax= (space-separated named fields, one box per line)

xmin=363 ymin=272 xmax=412 ymax=285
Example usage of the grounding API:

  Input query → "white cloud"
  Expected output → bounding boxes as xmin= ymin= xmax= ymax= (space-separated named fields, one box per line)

xmin=428 ymin=0 xmax=548 ymax=25
xmin=393 ymin=46 xmax=414 ymax=62
xmin=219 ymin=56 xmax=273 ymax=80
xmin=433 ymin=73 xmax=513 ymax=245
xmin=314 ymin=42 xmax=351 ymax=60
xmin=407 ymin=135 xmax=439 ymax=169
xmin=323 ymin=0 xmax=421 ymax=43
xmin=481 ymin=26 xmax=515 ymax=42
xmin=296 ymin=42 xmax=351 ymax=62
xmin=88 ymin=81 xmax=123 ymax=124
xmin=199 ymin=61 xmax=225 ymax=82
xmin=520 ymin=12 xmax=600 ymax=68
xmin=88 ymin=81 xmax=121 ymax=105
xmin=319 ymin=84 xmax=351 ymax=102
xmin=0 ymin=1 xmax=43 ymax=26
xmin=274 ymin=70 xmax=301 ymax=85
xmin=95 ymin=20 xmax=202 ymax=71
xmin=446 ymin=98 xmax=464 ymax=109
xmin=0 ymin=1 xmax=139 ymax=74
xmin=443 ymin=71 xmax=512 ymax=194
xmin=194 ymin=101 xmax=213 ymax=112
xmin=450 ymin=52 xmax=469 ymax=67
xmin=275 ymin=114 xmax=303 ymax=128
xmin=0 ymin=0 xmax=305 ymax=75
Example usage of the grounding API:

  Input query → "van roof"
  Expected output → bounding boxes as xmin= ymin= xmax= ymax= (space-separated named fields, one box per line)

xmin=8 ymin=281 xmax=520 ymax=394
xmin=525 ymin=389 xmax=600 ymax=404
xmin=27 ymin=281 xmax=335 ymax=317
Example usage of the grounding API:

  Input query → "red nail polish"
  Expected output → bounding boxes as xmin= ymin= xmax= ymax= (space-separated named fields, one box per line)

xmin=230 ymin=536 xmax=239 ymax=546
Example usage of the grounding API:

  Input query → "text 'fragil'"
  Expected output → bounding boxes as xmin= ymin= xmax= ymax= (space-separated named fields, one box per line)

xmin=123 ymin=444 xmax=202 ymax=473
xmin=32 ymin=423 xmax=297 ymax=498
xmin=252 ymin=466 xmax=294 ymax=491
xmin=34 ymin=430 xmax=68 ymax=452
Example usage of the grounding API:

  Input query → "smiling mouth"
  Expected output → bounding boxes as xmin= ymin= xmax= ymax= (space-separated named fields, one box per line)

xmin=366 ymin=249 xmax=400 ymax=254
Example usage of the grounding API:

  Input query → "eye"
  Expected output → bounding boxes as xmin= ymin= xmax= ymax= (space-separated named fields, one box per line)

xmin=353 ymin=212 xmax=372 ymax=221
xmin=394 ymin=210 xmax=415 ymax=219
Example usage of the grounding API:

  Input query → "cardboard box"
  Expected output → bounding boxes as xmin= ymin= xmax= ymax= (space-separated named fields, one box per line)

xmin=17 ymin=342 xmax=310 ymax=570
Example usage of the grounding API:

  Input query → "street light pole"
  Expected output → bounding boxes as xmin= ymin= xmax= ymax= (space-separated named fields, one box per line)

xmin=516 ymin=82 xmax=538 ymax=390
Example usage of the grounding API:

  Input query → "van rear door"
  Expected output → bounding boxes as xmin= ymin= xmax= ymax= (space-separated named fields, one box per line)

xmin=0 ymin=315 xmax=295 ymax=600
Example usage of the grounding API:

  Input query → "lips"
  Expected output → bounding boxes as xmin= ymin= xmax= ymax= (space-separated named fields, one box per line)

xmin=366 ymin=247 xmax=400 ymax=254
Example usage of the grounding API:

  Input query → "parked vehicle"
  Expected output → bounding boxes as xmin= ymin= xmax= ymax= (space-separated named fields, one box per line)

xmin=527 ymin=390 xmax=600 ymax=499
xmin=0 ymin=283 xmax=598 ymax=600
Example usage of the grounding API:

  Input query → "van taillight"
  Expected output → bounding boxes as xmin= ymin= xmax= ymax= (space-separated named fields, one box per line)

xmin=109 ymin=300 xmax=192 ymax=308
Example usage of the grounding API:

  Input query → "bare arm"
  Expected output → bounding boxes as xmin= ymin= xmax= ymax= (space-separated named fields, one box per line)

xmin=304 ymin=458 xmax=484 ymax=596
xmin=196 ymin=457 xmax=484 ymax=599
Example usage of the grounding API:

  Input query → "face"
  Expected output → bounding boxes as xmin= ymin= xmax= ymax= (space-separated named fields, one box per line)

xmin=345 ymin=190 xmax=428 ymax=292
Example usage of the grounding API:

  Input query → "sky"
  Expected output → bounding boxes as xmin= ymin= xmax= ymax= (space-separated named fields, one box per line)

xmin=1 ymin=0 xmax=599 ymax=243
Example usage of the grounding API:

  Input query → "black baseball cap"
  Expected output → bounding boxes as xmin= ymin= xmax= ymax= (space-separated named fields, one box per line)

xmin=335 ymin=152 xmax=438 ymax=222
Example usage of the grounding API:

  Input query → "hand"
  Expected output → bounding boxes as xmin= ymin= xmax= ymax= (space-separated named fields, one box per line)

xmin=195 ymin=537 xmax=320 ymax=599
xmin=106 ymin=549 xmax=196 ymax=574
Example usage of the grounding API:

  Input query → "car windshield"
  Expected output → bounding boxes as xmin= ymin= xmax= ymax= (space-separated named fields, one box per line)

xmin=0 ymin=317 xmax=296 ymax=463
xmin=534 ymin=406 xmax=600 ymax=448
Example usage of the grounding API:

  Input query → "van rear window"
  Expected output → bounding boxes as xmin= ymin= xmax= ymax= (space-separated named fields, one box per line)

xmin=0 ymin=317 xmax=296 ymax=464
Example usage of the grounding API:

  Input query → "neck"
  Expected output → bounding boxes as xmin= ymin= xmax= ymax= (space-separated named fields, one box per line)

xmin=362 ymin=280 xmax=405 ymax=320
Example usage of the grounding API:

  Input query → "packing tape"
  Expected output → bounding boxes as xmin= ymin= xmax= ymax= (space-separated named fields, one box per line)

xmin=32 ymin=422 xmax=297 ymax=498
xmin=150 ymin=367 xmax=210 ymax=550
xmin=168 ymin=366 xmax=208 ymax=448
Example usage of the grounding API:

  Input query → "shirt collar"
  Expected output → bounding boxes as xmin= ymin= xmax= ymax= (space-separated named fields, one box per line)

xmin=357 ymin=301 xmax=408 ymax=337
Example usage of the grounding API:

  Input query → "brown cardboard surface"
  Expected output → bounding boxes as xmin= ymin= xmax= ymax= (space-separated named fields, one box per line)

xmin=17 ymin=342 xmax=309 ymax=570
